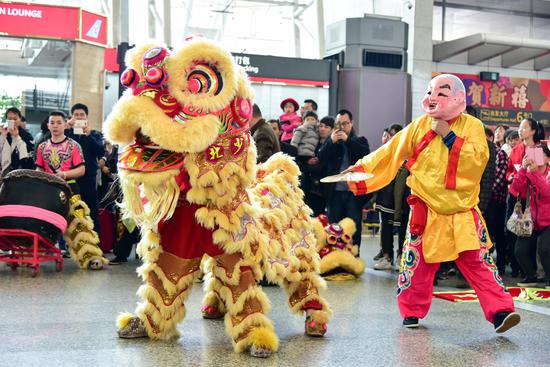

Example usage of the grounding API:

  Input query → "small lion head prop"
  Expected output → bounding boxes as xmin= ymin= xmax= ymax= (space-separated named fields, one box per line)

xmin=104 ymin=37 xmax=255 ymax=225
xmin=315 ymin=216 xmax=365 ymax=280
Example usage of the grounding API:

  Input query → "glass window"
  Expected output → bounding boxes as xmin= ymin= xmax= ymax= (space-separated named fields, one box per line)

xmin=433 ymin=5 xmax=443 ymax=41
xmin=444 ymin=7 xmax=531 ymax=40
xmin=0 ymin=37 xmax=73 ymax=135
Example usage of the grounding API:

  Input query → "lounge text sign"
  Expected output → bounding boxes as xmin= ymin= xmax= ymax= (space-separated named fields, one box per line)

xmin=0 ymin=2 xmax=107 ymax=46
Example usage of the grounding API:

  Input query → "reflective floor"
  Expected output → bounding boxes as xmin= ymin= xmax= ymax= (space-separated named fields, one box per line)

xmin=1 ymin=236 xmax=548 ymax=367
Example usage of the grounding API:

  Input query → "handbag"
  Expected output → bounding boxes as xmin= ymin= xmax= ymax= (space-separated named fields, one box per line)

xmin=506 ymin=185 xmax=533 ymax=237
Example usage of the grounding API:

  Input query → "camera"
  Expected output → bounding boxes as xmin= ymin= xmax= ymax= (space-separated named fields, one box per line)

xmin=406 ymin=1 xmax=413 ymax=9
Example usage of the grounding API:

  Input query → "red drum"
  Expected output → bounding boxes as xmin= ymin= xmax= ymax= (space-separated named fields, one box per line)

xmin=0 ymin=169 xmax=72 ymax=245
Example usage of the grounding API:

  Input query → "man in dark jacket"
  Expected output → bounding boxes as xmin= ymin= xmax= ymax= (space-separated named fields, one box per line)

xmin=250 ymin=104 xmax=280 ymax=163
xmin=318 ymin=109 xmax=370 ymax=253
xmin=65 ymin=103 xmax=105 ymax=237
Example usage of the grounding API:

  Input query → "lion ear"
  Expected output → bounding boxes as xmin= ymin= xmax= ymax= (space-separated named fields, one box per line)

xmin=124 ymin=43 xmax=166 ymax=77
xmin=338 ymin=217 xmax=357 ymax=235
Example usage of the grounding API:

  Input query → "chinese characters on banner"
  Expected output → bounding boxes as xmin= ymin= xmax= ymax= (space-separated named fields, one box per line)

xmin=435 ymin=72 xmax=550 ymax=129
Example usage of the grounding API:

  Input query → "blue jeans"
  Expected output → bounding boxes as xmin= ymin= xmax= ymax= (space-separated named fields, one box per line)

xmin=327 ymin=190 xmax=366 ymax=254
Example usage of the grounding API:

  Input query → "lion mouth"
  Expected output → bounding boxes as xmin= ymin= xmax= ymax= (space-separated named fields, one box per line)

xmin=118 ymin=129 xmax=185 ymax=172
xmin=135 ymin=129 xmax=156 ymax=147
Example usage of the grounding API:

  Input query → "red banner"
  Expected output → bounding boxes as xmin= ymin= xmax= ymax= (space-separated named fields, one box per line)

xmin=0 ymin=2 xmax=107 ymax=46
xmin=0 ymin=3 xmax=79 ymax=40
xmin=81 ymin=10 xmax=107 ymax=46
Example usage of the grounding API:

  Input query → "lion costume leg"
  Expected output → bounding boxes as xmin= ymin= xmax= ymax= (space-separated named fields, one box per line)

xmin=284 ymin=252 xmax=332 ymax=337
xmin=64 ymin=194 xmax=108 ymax=270
xmin=117 ymin=231 xmax=202 ymax=340
xmin=206 ymin=252 xmax=278 ymax=357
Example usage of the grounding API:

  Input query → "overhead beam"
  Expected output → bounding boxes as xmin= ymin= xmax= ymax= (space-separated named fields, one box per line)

xmin=467 ymin=44 xmax=516 ymax=64
xmin=433 ymin=33 xmax=484 ymax=61
xmin=501 ymin=47 xmax=550 ymax=68
xmin=535 ymin=53 xmax=550 ymax=71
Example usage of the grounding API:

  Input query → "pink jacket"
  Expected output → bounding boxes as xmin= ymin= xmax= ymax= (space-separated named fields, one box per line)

xmin=511 ymin=166 xmax=550 ymax=230
xmin=280 ymin=113 xmax=302 ymax=142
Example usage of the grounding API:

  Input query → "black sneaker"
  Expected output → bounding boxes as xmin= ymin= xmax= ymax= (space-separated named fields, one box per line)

xmin=517 ymin=277 xmax=538 ymax=287
xmin=373 ymin=249 xmax=384 ymax=261
xmin=61 ymin=251 xmax=71 ymax=259
xmin=109 ymin=257 xmax=128 ymax=265
xmin=403 ymin=317 xmax=419 ymax=328
xmin=493 ymin=312 xmax=520 ymax=333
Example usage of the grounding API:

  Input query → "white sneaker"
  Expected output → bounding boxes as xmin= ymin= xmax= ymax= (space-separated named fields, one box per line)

xmin=394 ymin=255 xmax=402 ymax=271
xmin=374 ymin=257 xmax=392 ymax=270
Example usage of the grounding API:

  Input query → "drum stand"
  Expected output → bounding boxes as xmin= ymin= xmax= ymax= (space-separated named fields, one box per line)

xmin=0 ymin=229 xmax=63 ymax=277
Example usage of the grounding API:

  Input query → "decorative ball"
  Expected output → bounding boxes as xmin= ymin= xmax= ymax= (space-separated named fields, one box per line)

xmin=143 ymin=47 xmax=168 ymax=67
xmin=231 ymin=97 xmax=252 ymax=127
xmin=145 ymin=67 xmax=166 ymax=87
xmin=120 ymin=68 xmax=138 ymax=88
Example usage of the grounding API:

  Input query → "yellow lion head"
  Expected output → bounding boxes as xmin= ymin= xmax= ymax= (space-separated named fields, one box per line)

xmin=104 ymin=37 xmax=254 ymax=155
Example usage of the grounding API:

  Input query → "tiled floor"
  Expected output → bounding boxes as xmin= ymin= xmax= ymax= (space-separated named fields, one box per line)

xmin=0 ymin=236 xmax=548 ymax=367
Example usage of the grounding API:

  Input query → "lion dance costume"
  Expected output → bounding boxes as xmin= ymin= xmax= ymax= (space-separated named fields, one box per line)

xmin=104 ymin=38 xmax=331 ymax=357
xmin=315 ymin=215 xmax=365 ymax=280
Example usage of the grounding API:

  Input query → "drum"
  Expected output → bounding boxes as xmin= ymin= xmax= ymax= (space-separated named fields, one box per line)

xmin=0 ymin=169 xmax=72 ymax=244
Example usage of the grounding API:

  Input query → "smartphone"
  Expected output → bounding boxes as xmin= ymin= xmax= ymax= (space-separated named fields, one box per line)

xmin=74 ymin=120 xmax=87 ymax=135
xmin=525 ymin=146 xmax=545 ymax=166
xmin=7 ymin=120 xmax=15 ymax=129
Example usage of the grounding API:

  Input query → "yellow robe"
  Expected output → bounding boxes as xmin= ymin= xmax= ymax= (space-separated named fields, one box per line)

xmin=352 ymin=113 xmax=492 ymax=263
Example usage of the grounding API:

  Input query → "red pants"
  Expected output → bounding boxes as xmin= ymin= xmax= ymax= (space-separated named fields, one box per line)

xmin=158 ymin=199 xmax=224 ymax=259
xmin=397 ymin=211 xmax=515 ymax=324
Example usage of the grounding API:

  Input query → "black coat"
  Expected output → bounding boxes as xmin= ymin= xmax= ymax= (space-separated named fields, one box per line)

xmin=317 ymin=131 xmax=371 ymax=201
xmin=65 ymin=128 xmax=105 ymax=180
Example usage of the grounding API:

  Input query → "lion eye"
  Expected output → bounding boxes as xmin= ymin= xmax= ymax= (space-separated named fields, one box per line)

xmin=187 ymin=63 xmax=223 ymax=96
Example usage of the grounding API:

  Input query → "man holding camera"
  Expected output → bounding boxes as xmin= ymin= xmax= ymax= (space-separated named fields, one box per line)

xmin=1 ymin=107 xmax=35 ymax=174
xmin=65 ymin=103 xmax=105 ymax=236
xmin=318 ymin=109 xmax=371 ymax=254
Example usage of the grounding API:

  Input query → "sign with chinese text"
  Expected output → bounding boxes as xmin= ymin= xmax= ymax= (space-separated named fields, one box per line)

xmin=437 ymin=72 xmax=550 ymax=129
xmin=0 ymin=2 xmax=107 ymax=47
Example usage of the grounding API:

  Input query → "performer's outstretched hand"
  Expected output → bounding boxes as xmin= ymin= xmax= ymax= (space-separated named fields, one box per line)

xmin=340 ymin=164 xmax=360 ymax=174
xmin=431 ymin=118 xmax=451 ymax=137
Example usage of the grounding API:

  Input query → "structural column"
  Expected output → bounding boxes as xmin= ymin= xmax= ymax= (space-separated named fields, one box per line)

xmin=402 ymin=0 xmax=434 ymax=119
xmin=71 ymin=42 xmax=105 ymax=130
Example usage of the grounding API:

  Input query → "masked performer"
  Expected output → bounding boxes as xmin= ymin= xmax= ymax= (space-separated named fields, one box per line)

xmin=344 ymin=74 xmax=519 ymax=332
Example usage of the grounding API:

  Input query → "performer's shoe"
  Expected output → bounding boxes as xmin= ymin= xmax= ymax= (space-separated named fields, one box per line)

xmin=403 ymin=317 xmax=419 ymax=328
xmin=89 ymin=257 xmax=104 ymax=270
xmin=494 ymin=312 xmax=520 ymax=333
xmin=305 ymin=315 xmax=327 ymax=337
xmin=118 ymin=316 xmax=148 ymax=338
xmin=201 ymin=305 xmax=224 ymax=319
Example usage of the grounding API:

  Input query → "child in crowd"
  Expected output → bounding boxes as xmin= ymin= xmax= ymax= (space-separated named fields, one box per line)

xmin=291 ymin=111 xmax=319 ymax=162
xmin=279 ymin=98 xmax=302 ymax=142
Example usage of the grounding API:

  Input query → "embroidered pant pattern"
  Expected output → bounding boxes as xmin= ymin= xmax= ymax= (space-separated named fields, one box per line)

xmin=397 ymin=210 xmax=515 ymax=323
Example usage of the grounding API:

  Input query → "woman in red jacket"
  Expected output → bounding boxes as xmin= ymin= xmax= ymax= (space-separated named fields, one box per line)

xmin=505 ymin=118 xmax=546 ymax=277
xmin=511 ymin=143 xmax=550 ymax=288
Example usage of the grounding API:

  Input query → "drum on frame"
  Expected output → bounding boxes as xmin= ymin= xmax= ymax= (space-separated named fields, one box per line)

xmin=0 ymin=169 xmax=72 ymax=245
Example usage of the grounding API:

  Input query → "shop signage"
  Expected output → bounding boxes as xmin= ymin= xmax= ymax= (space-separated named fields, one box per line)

xmin=438 ymin=72 xmax=550 ymax=128
xmin=231 ymin=52 xmax=331 ymax=87
xmin=0 ymin=2 xmax=107 ymax=46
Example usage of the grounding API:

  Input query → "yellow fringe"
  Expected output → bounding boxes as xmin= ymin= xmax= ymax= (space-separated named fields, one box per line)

xmin=234 ymin=326 xmax=279 ymax=353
